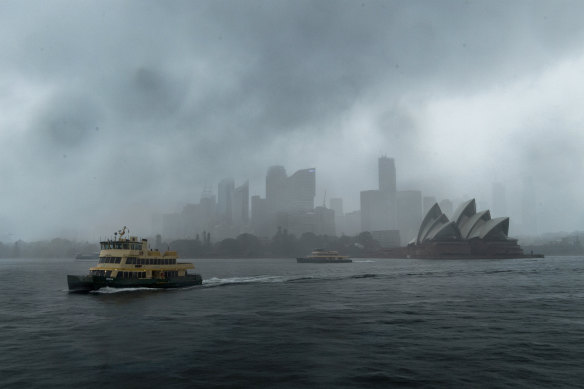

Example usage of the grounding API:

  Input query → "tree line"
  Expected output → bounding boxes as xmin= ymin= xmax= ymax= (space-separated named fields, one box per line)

xmin=0 ymin=229 xmax=382 ymax=259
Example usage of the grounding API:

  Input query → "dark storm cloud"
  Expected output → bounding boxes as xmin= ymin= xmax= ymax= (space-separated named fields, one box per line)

xmin=1 ymin=0 xmax=584 ymax=239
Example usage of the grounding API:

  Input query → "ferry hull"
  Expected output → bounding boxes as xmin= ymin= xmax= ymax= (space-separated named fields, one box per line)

xmin=297 ymin=258 xmax=352 ymax=263
xmin=67 ymin=274 xmax=203 ymax=293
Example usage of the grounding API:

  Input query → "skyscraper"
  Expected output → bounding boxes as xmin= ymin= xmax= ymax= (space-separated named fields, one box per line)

xmin=232 ymin=180 xmax=249 ymax=226
xmin=379 ymin=156 xmax=396 ymax=194
xmin=217 ymin=178 xmax=235 ymax=224
xmin=266 ymin=165 xmax=287 ymax=214
xmin=329 ymin=197 xmax=343 ymax=237
xmin=378 ymin=156 xmax=397 ymax=228
xmin=287 ymin=168 xmax=316 ymax=213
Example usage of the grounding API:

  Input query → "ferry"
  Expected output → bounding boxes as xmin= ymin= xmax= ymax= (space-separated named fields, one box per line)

xmin=67 ymin=227 xmax=203 ymax=293
xmin=297 ymin=249 xmax=352 ymax=263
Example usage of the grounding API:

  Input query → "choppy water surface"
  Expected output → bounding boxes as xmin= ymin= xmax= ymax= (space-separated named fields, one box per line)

xmin=1 ymin=256 xmax=583 ymax=388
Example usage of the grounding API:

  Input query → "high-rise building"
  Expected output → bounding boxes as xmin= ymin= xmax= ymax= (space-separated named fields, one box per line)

xmin=397 ymin=190 xmax=423 ymax=244
xmin=232 ymin=181 xmax=249 ymax=226
xmin=287 ymin=168 xmax=316 ymax=213
xmin=379 ymin=156 xmax=396 ymax=194
xmin=378 ymin=156 xmax=397 ymax=228
xmin=330 ymin=198 xmax=343 ymax=236
xmin=217 ymin=178 xmax=235 ymax=224
xmin=266 ymin=165 xmax=287 ymax=214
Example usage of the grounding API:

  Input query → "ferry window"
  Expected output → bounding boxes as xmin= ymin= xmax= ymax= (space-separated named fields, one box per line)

xmin=115 ymin=257 xmax=121 ymax=263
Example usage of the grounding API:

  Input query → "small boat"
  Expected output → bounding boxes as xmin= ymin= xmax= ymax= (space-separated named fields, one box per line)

xmin=67 ymin=227 xmax=202 ymax=293
xmin=75 ymin=252 xmax=99 ymax=260
xmin=297 ymin=249 xmax=352 ymax=263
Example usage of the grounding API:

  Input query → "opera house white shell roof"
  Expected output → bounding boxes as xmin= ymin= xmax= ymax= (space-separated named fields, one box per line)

xmin=415 ymin=199 xmax=511 ymax=244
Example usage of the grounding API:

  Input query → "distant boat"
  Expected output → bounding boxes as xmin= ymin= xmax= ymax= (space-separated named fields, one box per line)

xmin=297 ymin=249 xmax=352 ymax=263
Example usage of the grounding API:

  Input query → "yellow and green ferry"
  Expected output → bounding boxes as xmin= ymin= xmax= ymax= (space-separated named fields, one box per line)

xmin=67 ymin=227 xmax=202 ymax=293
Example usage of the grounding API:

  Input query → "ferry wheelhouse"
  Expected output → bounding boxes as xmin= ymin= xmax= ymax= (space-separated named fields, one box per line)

xmin=67 ymin=228 xmax=202 ymax=292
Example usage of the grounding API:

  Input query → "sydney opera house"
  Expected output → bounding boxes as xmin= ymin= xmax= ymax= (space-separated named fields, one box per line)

xmin=375 ymin=199 xmax=542 ymax=259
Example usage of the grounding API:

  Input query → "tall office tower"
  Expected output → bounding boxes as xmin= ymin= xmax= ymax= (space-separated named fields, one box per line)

xmin=492 ymin=182 xmax=507 ymax=217
xmin=217 ymin=178 xmax=235 ymax=224
xmin=522 ymin=177 xmax=537 ymax=235
xmin=266 ymin=165 xmax=288 ymax=214
xmin=438 ymin=199 xmax=453 ymax=219
xmin=423 ymin=196 xmax=437 ymax=216
xmin=232 ymin=181 xmax=250 ymax=226
xmin=287 ymin=168 xmax=316 ymax=213
xmin=330 ymin=198 xmax=343 ymax=235
xmin=397 ymin=190 xmax=423 ymax=245
xmin=379 ymin=156 xmax=397 ymax=194
xmin=378 ymin=156 xmax=397 ymax=228
xmin=360 ymin=190 xmax=391 ymax=232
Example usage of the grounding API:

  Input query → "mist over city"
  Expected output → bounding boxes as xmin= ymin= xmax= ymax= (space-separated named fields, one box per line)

xmin=1 ymin=1 xmax=583 ymax=242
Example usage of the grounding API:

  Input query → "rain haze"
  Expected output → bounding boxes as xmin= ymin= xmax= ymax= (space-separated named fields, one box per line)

xmin=1 ymin=0 xmax=583 ymax=242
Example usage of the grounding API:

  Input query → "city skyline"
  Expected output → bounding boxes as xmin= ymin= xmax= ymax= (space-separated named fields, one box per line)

xmin=150 ymin=155 xmax=546 ymax=246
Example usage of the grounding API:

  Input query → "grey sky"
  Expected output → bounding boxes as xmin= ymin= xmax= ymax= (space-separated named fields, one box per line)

xmin=1 ymin=0 xmax=583 ymax=240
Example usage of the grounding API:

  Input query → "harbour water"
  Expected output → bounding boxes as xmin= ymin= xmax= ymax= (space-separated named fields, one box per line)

xmin=1 ymin=256 xmax=583 ymax=388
